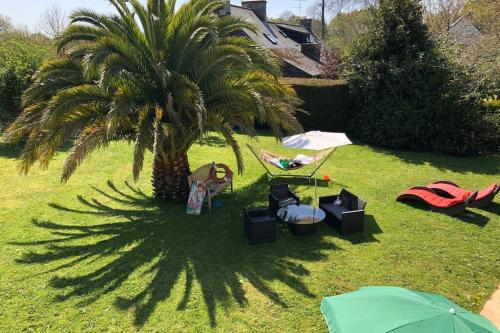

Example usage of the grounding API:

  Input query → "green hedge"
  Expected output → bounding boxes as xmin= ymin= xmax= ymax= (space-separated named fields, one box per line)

xmin=481 ymin=102 xmax=500 ymax=152
xmin=284 ymin=78 xmax=351 ymax=132
xmin=0 ymin=38 xmax=49 ymax=123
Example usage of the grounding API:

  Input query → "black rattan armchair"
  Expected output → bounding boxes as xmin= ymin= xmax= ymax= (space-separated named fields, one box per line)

xmin=269 ymin=184 xmax=300 ymax=217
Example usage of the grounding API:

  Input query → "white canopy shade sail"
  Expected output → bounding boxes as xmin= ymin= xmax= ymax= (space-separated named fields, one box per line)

xmin=282 ymin=131 xmax=353 ymax=151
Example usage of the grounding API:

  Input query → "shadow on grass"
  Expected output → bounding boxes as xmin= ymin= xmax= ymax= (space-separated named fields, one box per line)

xmin=457 ymin=211 xmax=491 ymax=227
xmin=11 ymin=177 xmax=340 ymax=328
xmin=0 ymin=141 xmax=22 ymax=159
xmin=0 ymin=139 xmax=73 ymax=159
xmin=373 ymin=147 xmax=500 ymax=176
xmin=199 ymin=135 xmax=226 ymax=147
xmin=343 ymin=215 xmax=382 ymax=244
xmin=481 ymin=202 xmax=500 ymax=215
xmin=270 ymin=177 xmax=336 ymax=189
xmin=398 ymin=201 xmax=491 ymax=227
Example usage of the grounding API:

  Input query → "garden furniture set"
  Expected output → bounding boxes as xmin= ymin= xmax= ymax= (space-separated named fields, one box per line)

xmin=244 ymin=185 xmax=367 ymax=244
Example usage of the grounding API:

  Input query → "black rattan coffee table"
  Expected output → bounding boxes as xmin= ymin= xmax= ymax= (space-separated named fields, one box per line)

xmin=277 ymin=204 xmax=325 ymax=236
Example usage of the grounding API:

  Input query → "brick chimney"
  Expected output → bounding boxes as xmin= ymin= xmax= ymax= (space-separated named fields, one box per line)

xmin=300 ymin=18 xmax=313 ymax=31
xmin=241 ymin=1 xmax=267 ymax=21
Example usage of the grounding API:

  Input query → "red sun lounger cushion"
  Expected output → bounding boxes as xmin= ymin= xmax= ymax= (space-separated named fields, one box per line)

xmin=399 ymin=188 xmax=466 ymax=209
xmin=396 ymin=186 xmax=477 ymax=216
xmin=428 ymin=181 xmax=499 ymax=208
xmin=477 ymin=183 xmax=499 ymax=201
xmin=426 ymin=183 xmax=472 ymax=201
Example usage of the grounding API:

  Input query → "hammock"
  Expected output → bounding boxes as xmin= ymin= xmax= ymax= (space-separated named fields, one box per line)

xmin=247 ymin=144 xmax=335 ymax=181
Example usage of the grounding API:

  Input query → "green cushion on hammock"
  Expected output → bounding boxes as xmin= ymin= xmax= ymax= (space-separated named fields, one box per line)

xmin=279 ymin=159 xmax=302 ymax=170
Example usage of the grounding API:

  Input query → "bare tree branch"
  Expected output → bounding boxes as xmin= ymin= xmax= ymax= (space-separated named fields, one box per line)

xmin=423 ymin=0 xmax=466 ymax=34
xmin=38 ymin=3 xmax=67 ymax=38
xmin=0 ymin=14 xmax=13 ymax=35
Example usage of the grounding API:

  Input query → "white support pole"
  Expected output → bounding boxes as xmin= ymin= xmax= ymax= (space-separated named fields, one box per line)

xmin=313 ymin=157 xmax=317 ymax=222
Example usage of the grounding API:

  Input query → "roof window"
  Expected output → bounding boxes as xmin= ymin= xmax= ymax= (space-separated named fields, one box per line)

xmin=263 ymin=33 xmax=278 ymax=45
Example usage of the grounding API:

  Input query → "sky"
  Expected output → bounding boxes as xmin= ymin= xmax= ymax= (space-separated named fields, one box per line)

xmin=0 ymin=0 xmax=317 ymax=31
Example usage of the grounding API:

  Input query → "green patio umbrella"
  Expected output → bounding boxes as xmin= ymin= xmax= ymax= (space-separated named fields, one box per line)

xmin=321 ymin=286 xmax=498 ymax=333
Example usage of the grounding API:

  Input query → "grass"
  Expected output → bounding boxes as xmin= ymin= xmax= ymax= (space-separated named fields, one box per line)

xmin=0 ymin=133 xmax=499 ymax=332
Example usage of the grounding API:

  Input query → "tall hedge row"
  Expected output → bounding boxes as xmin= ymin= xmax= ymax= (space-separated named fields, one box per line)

xmin=284 ymin=78 xmax=351 ymax=132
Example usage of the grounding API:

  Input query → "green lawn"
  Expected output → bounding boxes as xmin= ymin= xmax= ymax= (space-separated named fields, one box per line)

xmin=0 ymin=133 xmax=498 ymax=332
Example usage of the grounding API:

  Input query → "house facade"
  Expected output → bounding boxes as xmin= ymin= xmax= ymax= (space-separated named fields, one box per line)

xmin=217 ymin=1 xmax=323 ymax=78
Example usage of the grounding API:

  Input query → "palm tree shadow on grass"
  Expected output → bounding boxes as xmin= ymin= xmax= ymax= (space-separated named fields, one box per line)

xmin=12 ymin=177 xmax=340 ymax=328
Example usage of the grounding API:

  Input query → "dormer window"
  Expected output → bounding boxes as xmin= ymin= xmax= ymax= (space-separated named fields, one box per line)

xmin=263 ymin=33 xmax=278 ymax=45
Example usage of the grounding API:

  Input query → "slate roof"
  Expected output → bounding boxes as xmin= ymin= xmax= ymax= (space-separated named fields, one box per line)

xmin=449 ymin=16 xmax=483 ymax=44
xmin=228 ymin=5 xmax=323 ymax=77
xmin=275 ymin=23 xmax=310 ymax=35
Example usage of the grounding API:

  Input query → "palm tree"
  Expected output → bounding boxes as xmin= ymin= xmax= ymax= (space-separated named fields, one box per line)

xmin=4 ymin=0 xmax=302 ymax=200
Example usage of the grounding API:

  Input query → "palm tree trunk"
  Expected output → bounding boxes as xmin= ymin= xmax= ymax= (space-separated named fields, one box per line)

xmin=152 ymin=152 xmax=191 ymax=201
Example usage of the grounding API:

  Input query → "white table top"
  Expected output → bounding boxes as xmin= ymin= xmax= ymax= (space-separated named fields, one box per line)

xmin=277 ymin=204 xmax=326 ymax=225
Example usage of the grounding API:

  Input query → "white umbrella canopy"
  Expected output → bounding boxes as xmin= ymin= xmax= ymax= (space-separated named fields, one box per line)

xmin=280 ymin=131 xmax=353 ymax=214
xmin=282 ymin=131 xmax=352 ymax=151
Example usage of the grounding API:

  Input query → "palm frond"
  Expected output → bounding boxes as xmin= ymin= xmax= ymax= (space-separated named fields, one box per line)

xmin=9 ymin=0 xmax=302 ymax=183
xmin=61 ymin=123 xmax=108 ymax=183
xmin=133 ymin=107 xmax=155 ymax=180
xmin=218 ymin=124 xmax=244 ymax=174
xmin=42 ymin=85 xmax=107 ymax=127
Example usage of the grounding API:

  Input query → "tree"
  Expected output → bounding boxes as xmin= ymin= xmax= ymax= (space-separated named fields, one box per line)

xmin=0 ymin=15 xmax=13 ymax=35
xmin=277 ymin=10 xmax=297 ymax=24
xmin=39 ymin=4 xmax=67 ymax=38
xmin=310 ymin=0 xmax=376 ymax=16
xmin=308 ymin=0 xmax=376 ymax=40
xmin=459 ymin=0 xmax=499 ymax=96
xmin=327 ymin=0 xmax=357 ymax=15
xmin=274 ymin=11 xmax=304 ymax=25
xmin=346 ymin=0 xmax=486 ymax=155
xmin=326 ymin=8 xmax=372 ymax=51
xmin=423 ymin=0 xmax=466 ymax=34
xmin=462 ymin=0 xmax=500 ymax=34
xmin=4 ymin=0 xmax=302 ymax=200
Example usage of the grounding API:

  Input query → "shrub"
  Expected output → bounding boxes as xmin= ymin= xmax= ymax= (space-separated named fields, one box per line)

xmin=321 ymin=48 xmax=343 ymax=80
xmin=480 ymin=98 xmax=500 ymax=152
xmin=345 ymin=0 xmax=493 ymax=155
xmin=0 ymin=69 xmax=22 ymax=122
xmin=284 ymin=78 xmax=351 ymax=132
xmin=0 ymin=37 xmax=49 ymax=123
